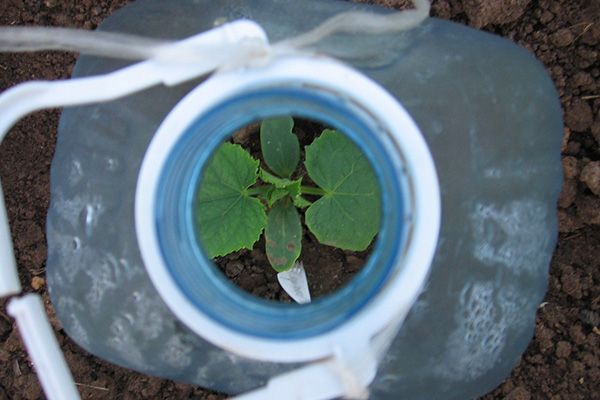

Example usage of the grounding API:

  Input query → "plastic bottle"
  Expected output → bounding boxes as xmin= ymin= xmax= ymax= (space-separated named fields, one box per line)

xmin=45 ymin=0 xmax=563 ymax=399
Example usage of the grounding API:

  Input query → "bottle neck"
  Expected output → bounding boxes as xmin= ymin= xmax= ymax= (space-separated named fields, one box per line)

xmin=135 ymin=56 xmax=440 ymax=363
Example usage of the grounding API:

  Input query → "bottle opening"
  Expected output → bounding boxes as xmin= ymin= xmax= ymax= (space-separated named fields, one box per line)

xmin=153 ymin=86 xmax=403 ymax=339
xmin=195 ymin=117 xmax=382 ymax=302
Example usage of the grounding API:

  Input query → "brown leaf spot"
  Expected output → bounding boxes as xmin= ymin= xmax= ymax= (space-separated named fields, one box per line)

xmin=286 ymin=242 xmax=296 ymax=252
xmin=266 ymin=253 xmax=287 ymax=266
xmin=272 ymin=256 xmax=287 ymax=266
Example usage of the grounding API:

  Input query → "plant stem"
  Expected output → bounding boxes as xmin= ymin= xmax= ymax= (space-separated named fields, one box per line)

xmin=300 ymin=186 xmax=326 ymax=196
xmin=246 ymin=186 xmax=271 ymax=196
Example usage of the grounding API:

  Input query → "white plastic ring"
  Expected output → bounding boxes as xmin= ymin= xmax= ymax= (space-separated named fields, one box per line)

xmin=135 ymin=56 xmax=440 ymax=362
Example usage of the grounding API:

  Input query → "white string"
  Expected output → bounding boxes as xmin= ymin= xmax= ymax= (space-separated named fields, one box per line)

xmin=0 ymin=26 xmax=173 ymax=60
xmin=274 ymin=0 xmax=430 ymax=50
xmin=0 ymin=0 xmax=430 ymax=65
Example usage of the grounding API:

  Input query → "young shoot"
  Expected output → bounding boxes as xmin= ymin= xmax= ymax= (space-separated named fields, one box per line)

xmin=196 ymin=117 xmax=381 ymax=273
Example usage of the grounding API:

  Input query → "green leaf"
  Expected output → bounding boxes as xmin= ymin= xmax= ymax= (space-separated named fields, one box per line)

xmin=265 ymin=200 xmax=302 ymax=272
xmin=260 ymin=168 xmax=308 ymax=207
xmin=196 ymin=142 xmax=267 ymax=258
xmin=265 ymin=187 xmax=288 ymax=207
xmin=293 ymin=196 xmax=312 ymax=209
xmin=260 ymin=168 xmax=292 ymax=188
xmin=283 ymin=179 xmax=312 ymax=208
xmin=304 ymin=130 xmax=381 ymax=251
xmin=260 ymin=117 xmax=299 ymax=179
xmin=284 ymin=178 xmax=302 ymax=199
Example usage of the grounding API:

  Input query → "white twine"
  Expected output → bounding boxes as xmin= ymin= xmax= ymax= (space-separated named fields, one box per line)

xmin=275 ymin=0 xmax=430 ymax=49
xmin=0 ymin=0 xmax=430 ymax=69
xmin=0 ymin=27 xmax=172 ymax=60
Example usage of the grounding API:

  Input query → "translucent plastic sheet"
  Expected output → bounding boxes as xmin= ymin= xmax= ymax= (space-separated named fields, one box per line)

xmin=0 ymin=3 xmax=431 ymax=400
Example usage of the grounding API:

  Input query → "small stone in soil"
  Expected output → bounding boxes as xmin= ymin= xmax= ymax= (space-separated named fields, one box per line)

xmin=580 ymin=161 xmax=600 ymax=196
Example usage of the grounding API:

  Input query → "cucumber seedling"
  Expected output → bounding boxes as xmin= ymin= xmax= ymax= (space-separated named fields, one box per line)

xmin=196 ymin=117 xmax=381 ymax=275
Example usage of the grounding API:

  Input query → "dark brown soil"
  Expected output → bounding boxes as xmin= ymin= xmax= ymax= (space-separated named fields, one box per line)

xmin=1 ymin=0 xmax=599 ymax=399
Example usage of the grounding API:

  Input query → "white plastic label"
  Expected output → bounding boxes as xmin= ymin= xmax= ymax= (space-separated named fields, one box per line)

xmin=277 ymin=262 xmax=311 ymax=304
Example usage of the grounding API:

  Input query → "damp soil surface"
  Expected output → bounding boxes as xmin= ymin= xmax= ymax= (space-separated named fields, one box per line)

xmin=1 ymin=0 xmax=599 ymax=399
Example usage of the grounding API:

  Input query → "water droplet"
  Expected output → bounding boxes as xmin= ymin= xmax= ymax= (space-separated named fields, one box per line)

xmin=80 ymin=205 xmax=94 ymax=236
xmin=72 ymin=237 xmax=81 ymax=252
xmin=78 ymin=204 xmax=101 ymax=237
xmin=122 ymin=312 xmax=135 ymax=325
xmin=105 ymin=157 xmax=120 ymax=173
xmin=69 ymin=159 xmax=83 ymax=186
xmin=213 ymin=17 xmax=227 ymax=27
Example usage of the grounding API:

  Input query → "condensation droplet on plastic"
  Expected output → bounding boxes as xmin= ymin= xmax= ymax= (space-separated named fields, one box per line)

xmin=79 ymin=204 xmax=98 ymax=237
xmin=105 ymin=157 xmax=120 ymax=173
xmin=72 ymin=237 xmax=81 ymax=252
xmin=69 ymin=159 xmax=83 ymax=186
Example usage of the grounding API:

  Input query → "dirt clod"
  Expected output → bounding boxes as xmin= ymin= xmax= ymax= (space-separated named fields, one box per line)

xmin=580 ymin=161 xmax=600 ymax=195
xmin=565 ymin=98 xmax=594 ymax=132
xmin=462 ymin=0 xmax=531 ymax=28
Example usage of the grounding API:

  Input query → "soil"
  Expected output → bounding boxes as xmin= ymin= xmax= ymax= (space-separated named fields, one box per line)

xmin=0 ymin=0 xmax=599 ymax=399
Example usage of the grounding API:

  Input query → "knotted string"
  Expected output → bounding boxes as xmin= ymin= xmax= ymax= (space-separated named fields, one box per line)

xmin=0 ymin=0 xmax=430 ymax=69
